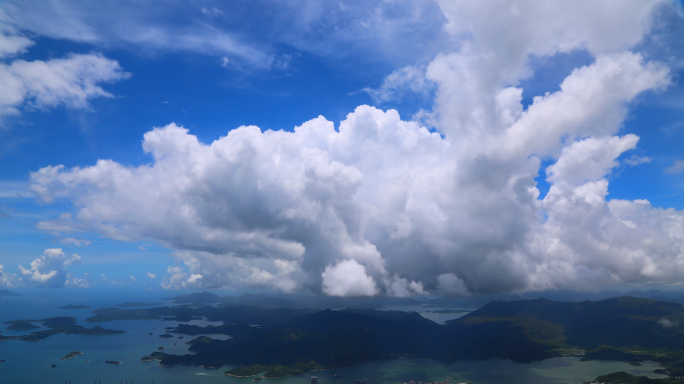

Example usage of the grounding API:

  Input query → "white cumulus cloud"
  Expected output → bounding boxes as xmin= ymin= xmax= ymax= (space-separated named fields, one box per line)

xmin=26 ymin=0 xmax=684 ymax=296
xmin=0 ymin=263 xmax=21 ymax=287
xmin=66 ymin=273 xmax=90 ymax=288
xmin=18 ymin=248 xmax=83 ymax=288
xmin=322 ymin=259 xmax=378 ymax=297
xmin=437 ymin=273 xmax=470 ymax=297
xmin=546 ymin=135 xmax=640 ymax=186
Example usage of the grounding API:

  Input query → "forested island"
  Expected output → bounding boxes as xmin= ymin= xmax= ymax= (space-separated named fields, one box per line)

xmin=1 ymin=316 xmax=124 ymax=341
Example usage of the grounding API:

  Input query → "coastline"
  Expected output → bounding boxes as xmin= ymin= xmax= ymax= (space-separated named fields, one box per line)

xmin=221 ymin=361 xmax=381 ymax=379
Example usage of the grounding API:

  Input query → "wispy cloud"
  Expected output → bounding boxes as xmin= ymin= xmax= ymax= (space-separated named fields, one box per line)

xmin=665 ymin=160 xmax=684 ymax=174
xmin=1 ymin=0 xmax=450 ymax=71
xmin=200 ymin=7 xmax=223 ymax=17
xmin=624 ymin=155 xmax=652 ymax=166
xmin=0 ymin=49 xmax=130 ymax=124
xmin=60 ymin=238 xmax=92 ymax=247
xmin=0 ymin=181 xmax=33 ymax=198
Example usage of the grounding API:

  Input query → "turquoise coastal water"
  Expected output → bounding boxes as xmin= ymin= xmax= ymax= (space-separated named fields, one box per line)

xmin=0 ymin=291 xmax=670 ymax=384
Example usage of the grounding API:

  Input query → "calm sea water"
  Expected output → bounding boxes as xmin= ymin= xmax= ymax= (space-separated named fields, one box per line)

xmin=0 ymin=290 xmax=670 ymax=384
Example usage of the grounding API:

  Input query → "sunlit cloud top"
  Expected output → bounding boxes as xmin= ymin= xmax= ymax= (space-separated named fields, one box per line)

xmin=1 ymin=0 xmax=683 ymax=296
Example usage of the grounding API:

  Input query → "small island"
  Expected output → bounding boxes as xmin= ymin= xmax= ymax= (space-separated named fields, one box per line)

xmin=159 ymin=334 xmax=173 ymax=338
xmin=61 ymin=351 xmax=83 ymax=360
xmin=60 ymin=305 xmax=92 ymax=310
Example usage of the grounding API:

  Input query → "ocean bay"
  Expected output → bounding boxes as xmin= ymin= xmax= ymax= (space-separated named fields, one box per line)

xmin=0 ymin=292 xmax=670 ymax=384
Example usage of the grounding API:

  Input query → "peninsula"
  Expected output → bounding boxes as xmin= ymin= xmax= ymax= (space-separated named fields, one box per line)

xmin=145 ymin=297 xmax=684 ymax=379
xmin=7 ymin=321 xmax=40 ymax=330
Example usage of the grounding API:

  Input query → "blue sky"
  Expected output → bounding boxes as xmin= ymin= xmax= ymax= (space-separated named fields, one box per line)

xmin=0 ymin=0 xmax=683 ymax=296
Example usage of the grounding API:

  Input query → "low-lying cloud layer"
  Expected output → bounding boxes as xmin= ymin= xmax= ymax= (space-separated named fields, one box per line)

xmin=26 ymin=0 xmax=684 ymax=295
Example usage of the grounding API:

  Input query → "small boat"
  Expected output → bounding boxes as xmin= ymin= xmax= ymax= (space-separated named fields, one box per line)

xmin=105 ymin=360 xmax=121 ymax=365
xmin=253 ymin=378 xmax=262 ymax=382
xmin=0 ymin=359 xmax=5 ymax=362
xmin=333 ymin=374 xmax=342 ymax=378
xmin=51 ymin=364 xmax=57 ymax=368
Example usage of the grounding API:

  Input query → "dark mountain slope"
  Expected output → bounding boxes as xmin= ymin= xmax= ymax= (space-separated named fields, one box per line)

xmin=159 ymin=309 xmax=442 ymax=369
xmin=450 ymin=296 xmax=684 ymax=350
xmin=153 ymin=297 xmax=684 ymax=377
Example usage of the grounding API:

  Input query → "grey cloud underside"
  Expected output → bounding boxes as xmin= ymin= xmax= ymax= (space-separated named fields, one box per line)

xmin=26 ymin=0 xmax=684 ymax=295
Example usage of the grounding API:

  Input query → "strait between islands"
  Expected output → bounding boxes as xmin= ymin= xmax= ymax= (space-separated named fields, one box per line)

xmin=5 ymin=291 xmax=684 ymax=380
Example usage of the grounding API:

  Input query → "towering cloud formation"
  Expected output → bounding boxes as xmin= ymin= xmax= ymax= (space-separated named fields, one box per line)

xmin=18 ymin=248 xmax=84 ymax=288
xmin=28 ymin=0 xmax=684 ymax=295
